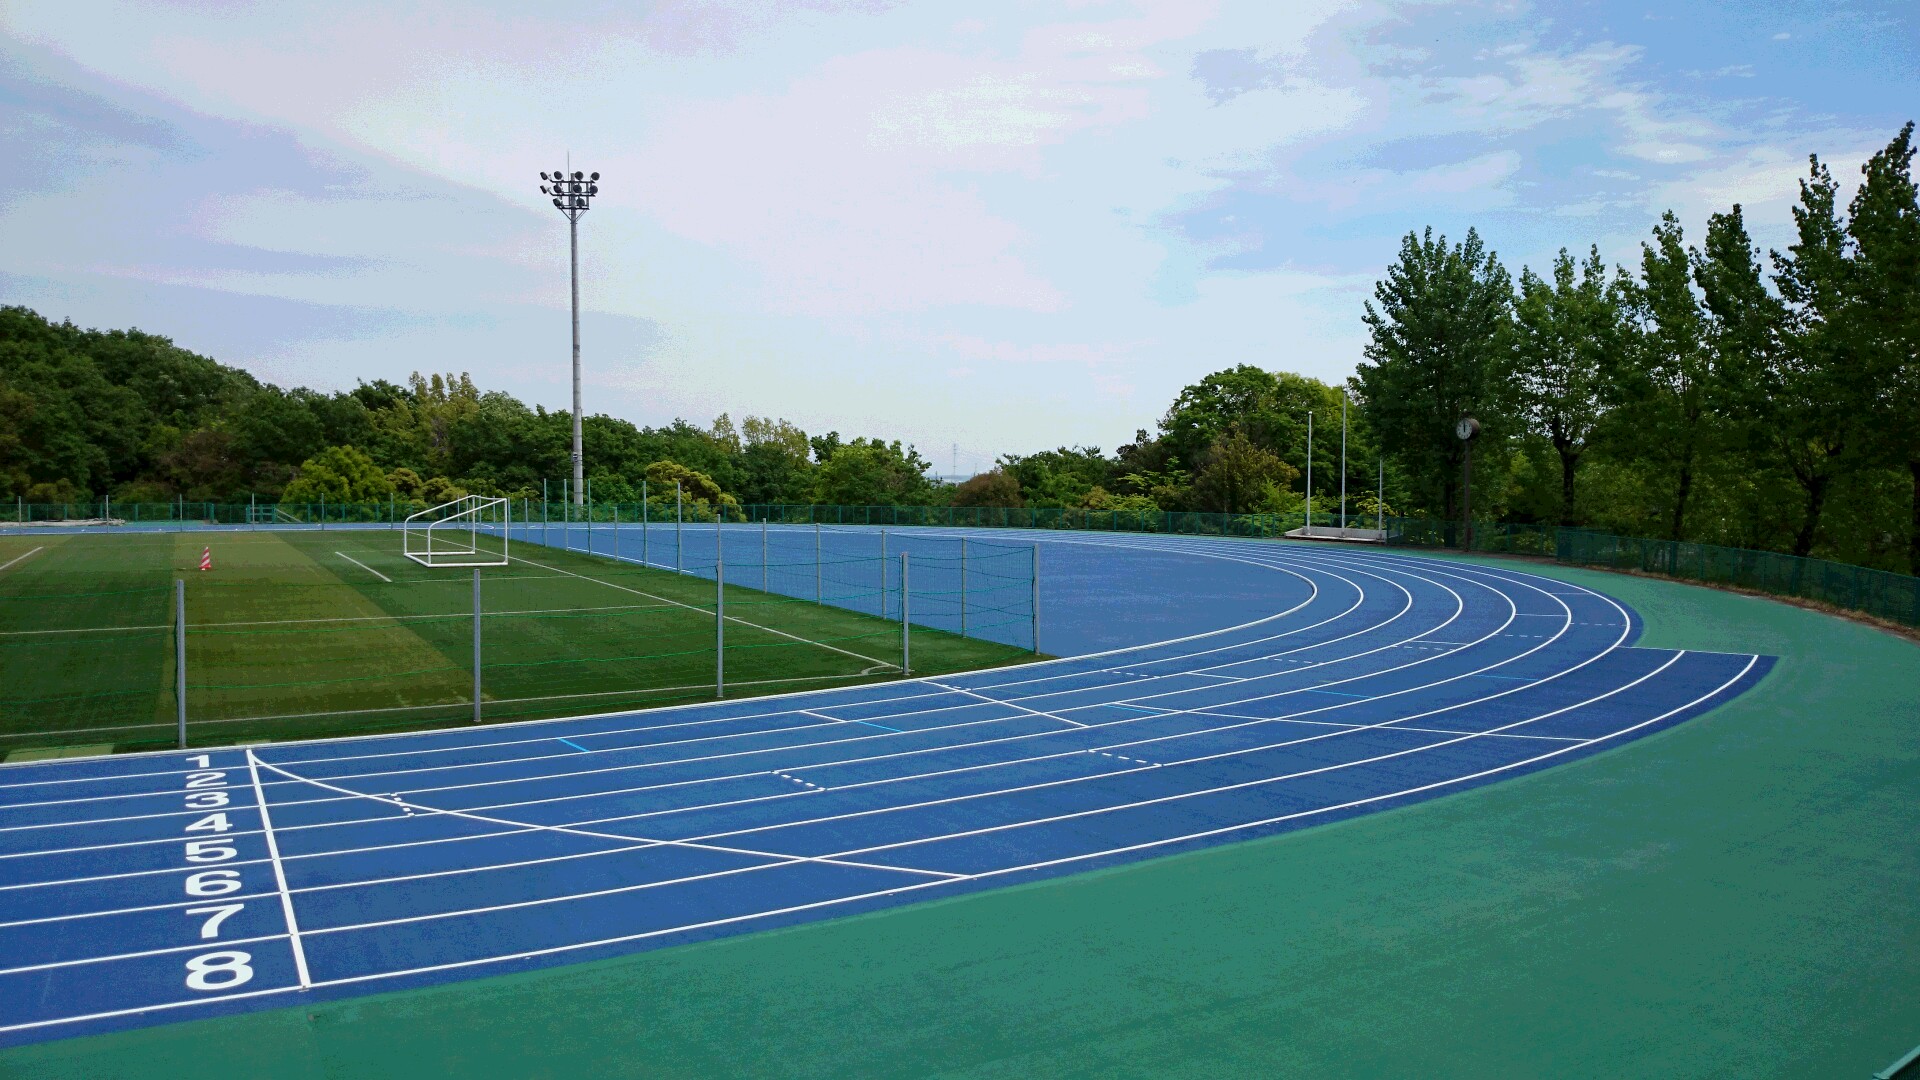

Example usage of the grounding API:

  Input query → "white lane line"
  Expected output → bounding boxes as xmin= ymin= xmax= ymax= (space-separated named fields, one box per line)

xmin=240 ymin=657 xmax=1760 ymax=981
xmin=0 ymin=588 xmax=1622 ymax=913
xmin=0 ymin=546 xmax=43 ymax=573
xmin=248 ymin=747 xmax=311 ymax=989
xmin=0 ymin=557 xmax=1724 ymax=937
xmin=0 ymin=532 xmax=1335 ymax=784
xmin=924 ymin=680 xmax=1089 ymax=728
xmin=0 ymin=669 xmax=878 ymax=743
xmin=0 ymin=553 xmax=1512 ymax=891
xmin=251 ymin=755 xmax=963 ymax=883
xmin=0 ymin=557 xmax=1375 ymax=812
xmin=0 ymin=545 xmax=1604 ymax=855
xmin=334 ymin=552 xmax=391 ymax=583
xmin=0 ymin=553 xmax=1533 ymax=863
xmin=0 ymin=618 xmax=1589 ymax=902
xmin=0 ymin=931 xmax=291 ymax=975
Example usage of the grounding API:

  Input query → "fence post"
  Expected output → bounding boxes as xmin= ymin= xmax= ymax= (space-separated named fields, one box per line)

xmin=175 ymin=579 xmax=187 ymax=748
xmin=960 ymin=538 xmax=968 ymax=637
xmin=715 ymin=537 xmax=726 ymax=698
xmin=472 ymin=568 xmax=483 ymax=724
xmin=1031 ymin=544 xmax=1041 ymax=654
xmin=900 ymin=552 xmax=910 ymax=676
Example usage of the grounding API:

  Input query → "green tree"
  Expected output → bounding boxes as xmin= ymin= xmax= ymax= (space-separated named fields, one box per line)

xmin=1190 ymin=427 xmax=1299 ymax=514
xmin=1514 ymin=247 xmax=1627 ymax=524
xmin=1768 ymin=157 xmax=1876 ymax=556
xmin=810 ymin=439 xmax=935 ymax=506
xmin=643 ymin=460 xmax=735 ymax=514
xmin=951 ymin=471 xmax=1023 ymax=508
xmin=1847 ymin=122 xmax=1920 ymax=572
xmin=1628 ymin=211 xmax=1720 ymax=538
xmin=735 ymin=416 xmax=813 ymax=504
xmin=997 ymin=446 xmax=1110 ymax=507
xmin=280 ymin=445 xmax=393 ymax=505
xmin=1357 ymin=228 xmax=1516 ymax=527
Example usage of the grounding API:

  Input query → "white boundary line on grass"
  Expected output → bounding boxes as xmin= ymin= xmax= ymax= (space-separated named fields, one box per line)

xmin=333 ymin=552 xmax=390 ymax=583
xmin=0 ymin=547 xmax=44 ymax=574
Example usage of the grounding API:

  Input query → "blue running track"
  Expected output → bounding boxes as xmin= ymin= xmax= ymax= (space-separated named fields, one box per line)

xmin=0 ymin=529 xmax=1773 ymax=1047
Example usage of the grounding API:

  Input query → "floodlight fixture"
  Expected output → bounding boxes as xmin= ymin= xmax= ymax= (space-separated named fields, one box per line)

xmin=537 ymin=161 xmax=602 ymax=506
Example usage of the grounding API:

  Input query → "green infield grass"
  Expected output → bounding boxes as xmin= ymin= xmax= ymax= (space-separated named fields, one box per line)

xmin=0 ymin=529 xmax=1031 ymax=756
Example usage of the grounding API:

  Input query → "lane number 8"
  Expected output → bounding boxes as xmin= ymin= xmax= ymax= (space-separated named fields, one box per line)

xmin=185 ymin=950 xmax=254 ymax=991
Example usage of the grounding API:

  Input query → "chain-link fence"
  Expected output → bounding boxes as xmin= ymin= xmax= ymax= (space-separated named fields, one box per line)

xmin=0 ymin=525 xmax=1038 ymax=755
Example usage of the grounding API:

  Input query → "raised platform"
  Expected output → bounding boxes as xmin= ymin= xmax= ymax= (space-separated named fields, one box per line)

xmin=1285 ymin=526 xmax=1388 ymax=544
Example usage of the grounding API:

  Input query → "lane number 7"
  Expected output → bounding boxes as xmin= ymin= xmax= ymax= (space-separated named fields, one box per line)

xmin=185 ymin=903 xmax=244 ymax=940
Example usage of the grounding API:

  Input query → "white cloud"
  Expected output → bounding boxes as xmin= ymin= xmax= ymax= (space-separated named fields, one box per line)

xmin=3 ymin=0 xmax=1910 ymax=462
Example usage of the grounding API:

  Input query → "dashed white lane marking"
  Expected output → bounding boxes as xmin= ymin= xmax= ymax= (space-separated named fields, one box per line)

xmin=1086 ymin=750 xmax=1160 ymax=767
xmin=380 ymin=794 xmax=418 ymax=817
xmin=773 ymin=772 xmax=824 ymax=792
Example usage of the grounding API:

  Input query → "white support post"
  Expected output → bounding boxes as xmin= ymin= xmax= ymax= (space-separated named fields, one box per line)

xmin=675 ymin=481 xmax=683 ymax=573
xmin=611 ymin=500 xmax=619 ymax=559
xmin=1305 ymin=410 xmax=1313 ymax=536
xmin=1379 ymin=458 xmax=1386 ymax=530
xmin=900 ymin=552 xmax=910 ymax=677
xmin=175 ymin=579 xmax=187 ymax=749
xmin=1030 ymin=544 xmax=1041 ymax=654
xmin=815 ymin=524 xmax=823 ymax=604
xmin=472 ymin=568 xmax=483 ymax=724
xmin=960 ymin=538 xmax=968 ymax=637
xmin=642 ymin=480 xmax=650 ymax=566
xmin=715 ymin=535 xmax=725 ymax=698
xmin=879 ymin=528 xmax=888 ymax=619
xmin=762 ymin=520 xmax=768 ymax=593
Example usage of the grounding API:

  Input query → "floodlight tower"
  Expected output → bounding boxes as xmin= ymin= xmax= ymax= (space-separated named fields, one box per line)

xmin=539 ymin=166 xmax=600 ymax=507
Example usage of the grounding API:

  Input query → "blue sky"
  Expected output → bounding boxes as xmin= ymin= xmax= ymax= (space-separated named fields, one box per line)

xmin=2 ymin=1 xmax=1913 ymax=474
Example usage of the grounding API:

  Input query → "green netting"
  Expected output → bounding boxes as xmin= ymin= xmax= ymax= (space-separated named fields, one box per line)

xmin=1552 ymin=528 xmax=1920 ymax=628
xmin=0 ymin=526 xmax=1039 ymax=754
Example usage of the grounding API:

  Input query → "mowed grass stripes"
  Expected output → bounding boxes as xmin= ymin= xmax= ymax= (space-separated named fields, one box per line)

xmin=0 ymin=529 xmax=1033 ymax=755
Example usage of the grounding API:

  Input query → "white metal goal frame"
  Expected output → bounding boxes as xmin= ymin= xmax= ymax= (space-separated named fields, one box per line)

xmin=403 ymin=495 xmax=511 ymax=567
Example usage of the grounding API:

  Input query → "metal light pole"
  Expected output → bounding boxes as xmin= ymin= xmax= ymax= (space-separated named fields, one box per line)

xmin=539 ymin=165 xmax=600 ymax=507
xmin=1457 ymin=415 xmax=1480 ymax=549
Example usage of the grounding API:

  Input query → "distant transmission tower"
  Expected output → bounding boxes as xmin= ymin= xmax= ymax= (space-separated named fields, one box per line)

xmin=539 ymin=163 xmax=600 ymax=506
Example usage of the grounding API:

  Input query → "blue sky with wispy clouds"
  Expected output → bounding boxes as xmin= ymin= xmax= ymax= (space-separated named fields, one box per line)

xmin=2 ymin=1 xmax=1913 ymax=473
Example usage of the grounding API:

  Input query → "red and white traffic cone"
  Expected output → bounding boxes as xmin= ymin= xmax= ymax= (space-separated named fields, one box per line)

xmin=199 ymin=547 xmax=212 ymax=571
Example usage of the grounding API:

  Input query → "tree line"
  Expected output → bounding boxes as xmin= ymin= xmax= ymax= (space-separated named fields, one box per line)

xmin=1353 ymin=122 xmax=1918 ymax=573
xmin=1 ymin=125 xmax=1911 ymax=573
xmin=0 ymin=306 xmax=944 ymax=517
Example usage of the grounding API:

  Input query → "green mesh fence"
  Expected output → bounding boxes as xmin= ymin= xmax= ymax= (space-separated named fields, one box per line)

xmin=0 ymin=525 xmax=1038 ymax=755
xmin=1551 ymin=528 xmax=1920 ymax=628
